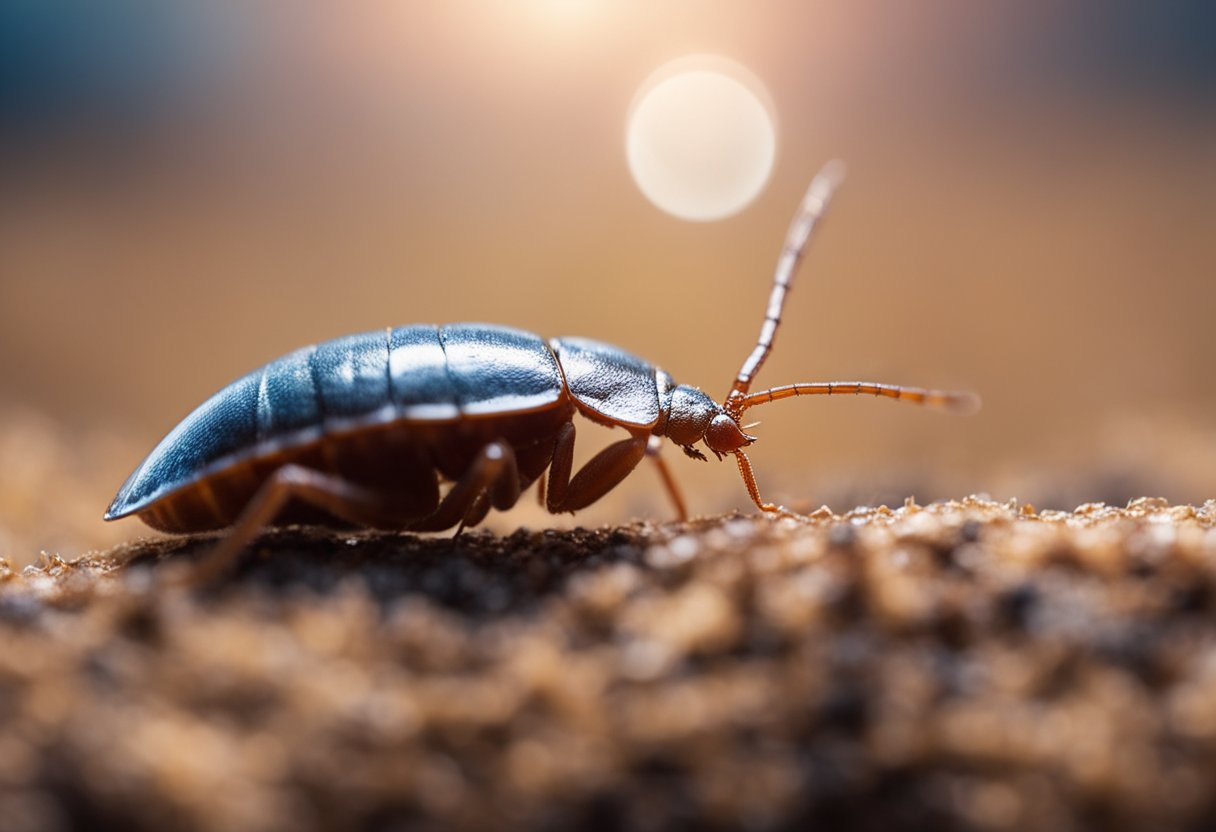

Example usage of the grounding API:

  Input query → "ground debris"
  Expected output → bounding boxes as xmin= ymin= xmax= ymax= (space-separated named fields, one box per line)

xmin=2 ymin=498 xmax=1216 ymax=831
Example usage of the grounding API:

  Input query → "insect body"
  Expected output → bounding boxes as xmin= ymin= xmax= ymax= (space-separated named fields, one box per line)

xmin=106 ymin=162 xmax=977 ymax=576
xmin=106 ymin=326 xmax=692 ymax=531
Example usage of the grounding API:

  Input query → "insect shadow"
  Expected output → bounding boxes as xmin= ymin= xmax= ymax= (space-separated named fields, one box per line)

xmin=124 ymin=524 xmax=654 ymax=613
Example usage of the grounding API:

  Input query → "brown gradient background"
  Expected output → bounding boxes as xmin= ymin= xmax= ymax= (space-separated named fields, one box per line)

xmin=1 ymin=1 xmax=1214 ymax=560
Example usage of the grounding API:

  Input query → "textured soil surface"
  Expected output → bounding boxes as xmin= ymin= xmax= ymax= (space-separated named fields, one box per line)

xmin=3 ymin=497 xmax=1216 ymax=832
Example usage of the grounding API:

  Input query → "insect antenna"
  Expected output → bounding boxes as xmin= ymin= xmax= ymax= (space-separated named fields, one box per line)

xmin=737 ymin=382 xmax=980 ymax=416
xmin=726 ymin=159 xmax=847 ymax=417
xmin=720 ymin=162 xmax=979 ymax=516
xmin=729 ymin=381 xmax=978 ymax=516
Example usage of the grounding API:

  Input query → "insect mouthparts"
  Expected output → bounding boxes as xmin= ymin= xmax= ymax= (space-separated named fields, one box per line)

xmin=682 ymin=446 xmax=709 ymax=462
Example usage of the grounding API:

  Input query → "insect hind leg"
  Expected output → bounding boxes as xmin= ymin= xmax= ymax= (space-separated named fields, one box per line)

xmin=183 ymin=464 xmax=430 ymax=586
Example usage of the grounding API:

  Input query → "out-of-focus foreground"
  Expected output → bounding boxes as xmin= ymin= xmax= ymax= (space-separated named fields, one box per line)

xmin=1 ymin=3 xmax=1214 ymax=555
xmin=3 ymin=500 xmax=1216 ymax=831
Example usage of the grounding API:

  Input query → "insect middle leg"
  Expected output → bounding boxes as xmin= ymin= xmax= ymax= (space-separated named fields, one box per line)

xmin=546 ymin=422 xmax=653 ymax=514
xmin=405 ymin=441 xmax=522 ymax=532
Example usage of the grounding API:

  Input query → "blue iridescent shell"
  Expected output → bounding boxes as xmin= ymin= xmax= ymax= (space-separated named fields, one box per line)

xmin=106 ymin=324 xmax=567 ymax=520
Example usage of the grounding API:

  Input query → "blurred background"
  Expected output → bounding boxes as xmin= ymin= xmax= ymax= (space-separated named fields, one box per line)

xmin=1 ymin=0 xmax=1213 ymax=562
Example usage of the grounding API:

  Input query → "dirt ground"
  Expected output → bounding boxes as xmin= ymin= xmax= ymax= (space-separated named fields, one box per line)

xmin=2 ymin=497 xmax=1216 ymax=832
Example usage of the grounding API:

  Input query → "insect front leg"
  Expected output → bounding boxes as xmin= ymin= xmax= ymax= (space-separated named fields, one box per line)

xmin=545 ymin=422 xmax=649 ymax=514
xmin=646 ymin=435 xmax=688 ymax=522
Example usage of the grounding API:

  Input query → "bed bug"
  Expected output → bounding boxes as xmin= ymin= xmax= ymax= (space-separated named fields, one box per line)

xmin=105 ymin=161 xmax=978 ymax=579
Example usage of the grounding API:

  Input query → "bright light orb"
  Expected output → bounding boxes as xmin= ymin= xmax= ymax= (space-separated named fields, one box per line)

xmin=626 ymin=58 xmax=777 ymax=222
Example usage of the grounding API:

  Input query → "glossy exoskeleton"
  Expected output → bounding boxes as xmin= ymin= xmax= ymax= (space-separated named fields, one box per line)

xmin=106 ymin=162 xmax=978 ymax=577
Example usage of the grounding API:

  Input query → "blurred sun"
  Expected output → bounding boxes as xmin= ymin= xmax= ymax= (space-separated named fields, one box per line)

xmin=626 ymin=56 xmax=777 ymax=221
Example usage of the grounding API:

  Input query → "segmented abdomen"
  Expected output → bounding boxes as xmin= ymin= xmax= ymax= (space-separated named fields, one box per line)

xmin=106 ymin=324 xmax=566 ymax=520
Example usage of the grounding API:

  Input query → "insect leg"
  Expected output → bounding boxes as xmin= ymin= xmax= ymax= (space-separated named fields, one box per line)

xmin=459 ymin=435 xmax=538 ymax=532
xmin=184 ymin=464 xmax=412 ymax=585
xmin=407 ymin=441 xmax=521 ymax=532
xmin=545 ymin=423 xmax=576 ymax=513
xmin=546 ymin=423 xmax=649 ymax=513
xmin=461 ymin=492 xmax=493 ymax=531
xmin=646 ymin=435 xmax=688 ymax=522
